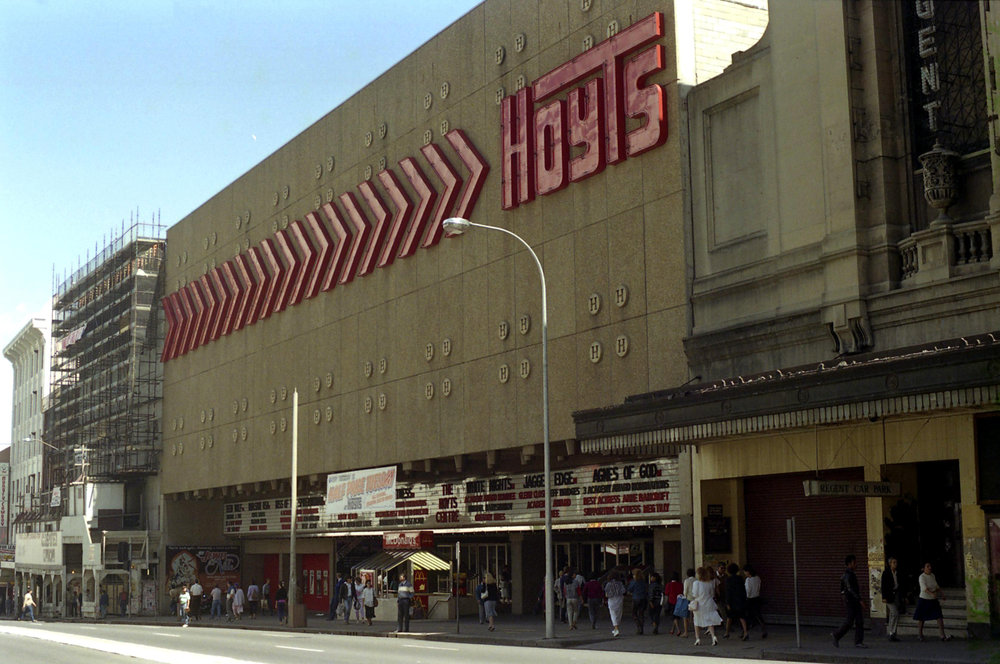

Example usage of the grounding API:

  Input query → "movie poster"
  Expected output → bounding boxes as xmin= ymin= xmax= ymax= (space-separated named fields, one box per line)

xmin=165 ymin=545 xmax=241 ymax=591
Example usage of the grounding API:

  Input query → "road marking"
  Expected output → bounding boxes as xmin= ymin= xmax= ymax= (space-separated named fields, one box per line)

xmin=275 ymin=645 xmax=324 ymax=652
xmin=154 ymin=632 xmax=180 ymax=637
xmin=400 ymin=644 xmax=459 ymax=651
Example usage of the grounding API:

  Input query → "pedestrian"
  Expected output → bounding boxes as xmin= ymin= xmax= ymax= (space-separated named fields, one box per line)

xmin=582 ymin=573 xmax=604 ymax=629
xmin=210 ymin=584 xmax=223 ymax=619
xmin=232 ymin=582 xmax=245 ymax=620
xmin=724 ymin=563 xmax=749 ymax=639
xmin=275 ymin=580 xmax=288 ymax=625
xmin=225 ymin=582 xmax=235 ymax=621
xmin=743 ymin=564 xmax=767 ymax=638
xmin=168 ymin=584 xmax=179 ymax=617
xmin=564 ymin=568 xmax=585 ymax=630
xmin=119 ymin=589 xmax=128 ymax=616
xmin=396 ymin=572 xmax=414 ymax=632
xmin=691 ymin=566 xmax=722 ymax=646
xmin=913 ymin=562 xmax=951 ymax=642
xmin=178 ymin=584 xmax=190 ymax=627
xmin=880 ymin=557 xmax=904 ymax=642
xmin=22 ymin=589 xmax=36 ymax=622
xmin=189 ymin=579 xmax=203 ymax=621
xmin=328 ymin=572 xmax=344 ymax=620
xmin=246 ymin=579 xmax=259 ymax=619
xmin=76 ymin=589 xmax=83 ymax=618
xmin=261 ymin=578 xmax=271 ymax=616
xmin=361 ymin=578 xmax=376 ymax=625
xmin=100 ymin=587 xmax=109 ymax=619
xmin=675 ymin=568 xmax=696 ymax=637
xmin=555 ymin=567 xmax=569 ymax=623
xmin=475 ymin=578 xmax=487 ymax=624
xmin=831 ymin=554 xmax=867 ymax=648
xmin=666 ymin=571 xmax=684 ymax=634
xmin=626 ymin=568 xmax=649 ymax=634
xmin=341 ymin=574 xmax=354 ymax=624
xmin=353 ymin=576 xmax=365 ymax=623
xmin=603 ymin=570 xmax=626 ymax=638
xmin=647 ymin=572 xmax=664 ymax=634
xmin=483 ymin=572 xmax=499 ymax=631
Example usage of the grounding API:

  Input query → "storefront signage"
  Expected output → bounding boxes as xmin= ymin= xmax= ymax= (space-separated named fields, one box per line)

xmin=803 ymin=480 xmax=900 ymax=497
xmin=383 ymin=531 xmax=434 ymax=550
xmin=14 ymin=531 xmax=62 ymax=567
xmin=165 ymin=545 xmax=241 ymax=590
xmin=225 ymin=457 xmax=679 ymax=536
xmin=501 ymin=12 xmax=667 ymax=209
xmin=0 ymin=463 xmax=8 ymax=541
xmin=326 ymin=465 xmax=397 ymax=514
xmin=0 ymin=546 xmax=14 ymax=564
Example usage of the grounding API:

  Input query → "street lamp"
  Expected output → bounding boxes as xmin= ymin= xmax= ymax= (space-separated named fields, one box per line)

xmin=441 ymin=216 xmax=555 ymax=640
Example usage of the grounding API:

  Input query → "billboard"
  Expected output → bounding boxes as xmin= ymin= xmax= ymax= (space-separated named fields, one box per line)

xmin=165 ymin=545 xmax=241 ymax=591
xmin=325 ymin=465 xmax=396 ymax=515
xmin=0 ymin=463 xmax=8 ymax=544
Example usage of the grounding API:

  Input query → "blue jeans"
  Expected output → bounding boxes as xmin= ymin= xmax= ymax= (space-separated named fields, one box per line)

xmin=23 ymin=605 xmax=35 ymax=621
xmin=211 ymin=599 xmax=222 ymax=619
xmin=343 ymin=598 xmax=353 ymax=622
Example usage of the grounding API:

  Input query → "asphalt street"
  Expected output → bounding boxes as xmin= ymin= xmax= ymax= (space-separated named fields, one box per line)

xmin=0 ymin=620 xmax=806 ymax=664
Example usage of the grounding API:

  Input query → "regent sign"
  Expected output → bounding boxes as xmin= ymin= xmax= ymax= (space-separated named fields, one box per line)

xmin=501 ymin=12 xmax=668 ymax=209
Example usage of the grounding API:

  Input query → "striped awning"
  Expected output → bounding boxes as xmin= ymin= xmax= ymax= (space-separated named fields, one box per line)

xmin=352 ymin=549 xmax=450 ymax=573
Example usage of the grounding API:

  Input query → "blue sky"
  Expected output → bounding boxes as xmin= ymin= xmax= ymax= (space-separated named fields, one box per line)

xmin=0 ymin=0 xmax=481 ymax=450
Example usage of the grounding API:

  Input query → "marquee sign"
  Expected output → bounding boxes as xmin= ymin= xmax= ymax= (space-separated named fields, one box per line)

xmin=224 ymin=457 xmax=678 ymax=536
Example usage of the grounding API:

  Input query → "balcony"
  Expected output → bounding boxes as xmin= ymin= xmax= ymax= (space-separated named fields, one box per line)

xmin=898 ymin=219 xmax=994 ymax=285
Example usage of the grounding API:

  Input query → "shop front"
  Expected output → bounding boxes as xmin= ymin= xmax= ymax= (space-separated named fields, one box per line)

xmin=222 ymin=454 xmax=691 ymax=616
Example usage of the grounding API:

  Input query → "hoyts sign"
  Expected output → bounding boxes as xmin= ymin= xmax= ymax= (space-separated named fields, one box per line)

xmin=501 ymin=12 xmax=668 ymax=209
xmin=383 ymin=530 xmax=434 ymax=550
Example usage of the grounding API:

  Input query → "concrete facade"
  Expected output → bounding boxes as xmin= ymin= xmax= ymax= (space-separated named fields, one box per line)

xmin=159 ymin=0 xmax=767 ymax=616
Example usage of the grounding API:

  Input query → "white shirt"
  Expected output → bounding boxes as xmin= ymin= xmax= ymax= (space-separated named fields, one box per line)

xmin=682 ymin=575 xmax=695 ymax=598
xmin=745 ymin=575 xmax=761 ymax=599
xmin=361 ymin=586 xmax=376 ymax=607
xmin=190 ymin=582 xmax=203 ymax=596
xmin=918 ymin=572 xmax=939 ymax=600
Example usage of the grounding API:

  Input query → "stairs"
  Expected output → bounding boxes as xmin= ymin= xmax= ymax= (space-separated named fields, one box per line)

xmin=893 ymin=589 xmax=967 ymax=639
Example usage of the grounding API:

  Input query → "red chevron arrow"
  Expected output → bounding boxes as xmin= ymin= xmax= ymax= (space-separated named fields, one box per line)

xmin=338 ymin=191 xmax=371 ymax=284
xmin=376 ymin=169 xmax=413 ymax=268
xmin=398 ymin=157 xmax=437 ymax=258
xmin=160 ymin=294 xmax=180 ymax=362
xmin=420 ymin=142 xmax=462 ymax=248
xmin=218 ymin=260 xmax=243 ymax=337
xmin=287 ymin=219 xmax=317 ymax=306
xmin=208 ymin=265 xmax=232 ymax=342
xmin=357 ymin=180 xmax=390 ymax=277
xmin=272 ymin=230 xmax=300 ymax=313
xmin=303 ymin=211 xmax=332 ymax=300
xmin=320 ymin=201 xmax=352 ymax=291
xmin=195 ymin=274 xmax=218 ymax=349
xmin=257 ymin=238 xmax=285 ymax=320
xmin=446 ymin=129 xmax=490 ymax=220
xmin=182 ymin=282 xmax=204 ymax=355
xmin=232 ymin=254 xmax=256 ymax=332
xmin=243 ymin=246 xmax=269 ymax=326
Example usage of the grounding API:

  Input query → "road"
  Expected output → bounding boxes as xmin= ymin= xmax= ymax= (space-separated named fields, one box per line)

xmin=0 ymin=621 xmax=799 ymax=664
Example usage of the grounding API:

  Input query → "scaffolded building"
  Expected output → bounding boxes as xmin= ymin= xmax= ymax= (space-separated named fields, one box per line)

xmin=14 ymin=219 xmax=167 ymax=618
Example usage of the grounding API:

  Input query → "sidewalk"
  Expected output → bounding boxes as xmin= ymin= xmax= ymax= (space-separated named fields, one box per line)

xmin=22 ymin=609 xmax=1000 ymax=664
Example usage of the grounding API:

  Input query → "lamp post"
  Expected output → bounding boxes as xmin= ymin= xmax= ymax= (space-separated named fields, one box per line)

xmin=441 ymin=216 xmax=554 ymax=640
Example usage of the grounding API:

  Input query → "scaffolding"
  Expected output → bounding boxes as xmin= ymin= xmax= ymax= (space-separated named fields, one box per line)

xmin=46 ymin=219 xmax=167 ymax=486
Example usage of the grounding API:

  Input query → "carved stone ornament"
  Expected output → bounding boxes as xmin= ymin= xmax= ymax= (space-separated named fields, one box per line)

xmin=919 ymin=141 xmax=960 ymax=226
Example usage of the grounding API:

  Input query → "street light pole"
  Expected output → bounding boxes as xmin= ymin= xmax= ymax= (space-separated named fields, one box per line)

xmin=441 ymin=216 xmax=554 ymax=640
xmin=289 ymin=388 xmax=299 ymax=625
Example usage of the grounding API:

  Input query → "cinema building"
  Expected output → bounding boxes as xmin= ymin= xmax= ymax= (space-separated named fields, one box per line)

xmin=576 ymin=0 xmax=1000 ymax=638
xmin=159 ymin=0 xmax=768 ymax=615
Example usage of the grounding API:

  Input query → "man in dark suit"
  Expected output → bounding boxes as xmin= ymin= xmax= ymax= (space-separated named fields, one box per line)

xmin=881 ymin=557 xmax=905 ymax=641
xmin=832 ymin=554 xmax=867 ymax=648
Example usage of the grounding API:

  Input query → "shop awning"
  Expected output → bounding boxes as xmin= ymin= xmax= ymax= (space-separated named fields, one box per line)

xmin=352 ymin=549 xmax=450 ymax=573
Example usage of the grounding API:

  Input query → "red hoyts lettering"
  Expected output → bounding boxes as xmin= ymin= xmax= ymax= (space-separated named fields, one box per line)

xmin=500 ymin=12 xmax=667 ymax=210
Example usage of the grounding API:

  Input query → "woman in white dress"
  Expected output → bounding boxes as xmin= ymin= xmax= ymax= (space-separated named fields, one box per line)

xmin=691 ymin=566 xmax=722 ymax=646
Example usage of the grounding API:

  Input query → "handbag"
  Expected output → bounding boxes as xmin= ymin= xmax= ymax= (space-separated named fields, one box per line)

xmin=688 ymin=598 xmax=700 ymax=612
xmin=672 ymin=596 xmax=689 ymax=617
xmin=373 ymin=597 xmax=379 ymax=607
xmin=480 ymin=591 xmax=489 ymax=600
